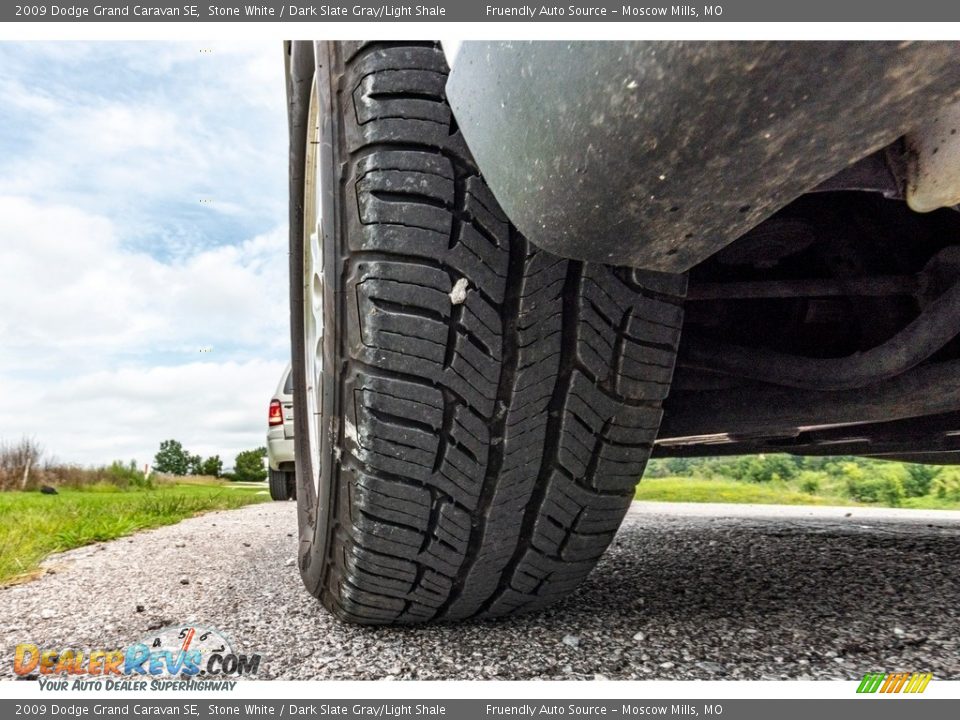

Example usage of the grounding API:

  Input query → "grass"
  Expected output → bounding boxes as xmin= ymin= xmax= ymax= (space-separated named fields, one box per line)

xmin=156 ymin=474 xmax=240 ymax=486
xmin=635 ymin=477 xmax=858 ymax=506
xmin=900 ymin=494 xmax=960 ymax=510
xmin=635 ymin=476 xmax=960 ymax=509
xmin=0 ymin=483 xmax=269 ymax=586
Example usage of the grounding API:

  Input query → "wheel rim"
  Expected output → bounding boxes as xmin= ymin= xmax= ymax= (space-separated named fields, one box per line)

xmin=302 ymin=77 xmax=323 ymax=496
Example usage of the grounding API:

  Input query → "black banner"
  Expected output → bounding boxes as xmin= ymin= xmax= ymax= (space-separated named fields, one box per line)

xmin=5 ymin=1 xmax=960 ymax=22
xmin=2 ymin=700 xmax=959 ymax=720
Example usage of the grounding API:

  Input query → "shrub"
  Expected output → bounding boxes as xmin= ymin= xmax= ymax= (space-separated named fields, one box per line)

xmin=153 ymin=439 xmax=191 ymax=476
xmin=199 ymin=456 xmax=223 ymax=478
xmin=932 ymin=468 xmax=960 ymax=501
xmin=43 ymin=464 xmax=96 ymax=488
xmin=844 ymin=469 xmax=904 ymax=506
xmin=797 ymin=471 xmax=823 ymax=495
xmin=103 ymin=460 xmax=152 ymax=489
xmin=0 ymin=437 xmax=45 ymax=491
xmin=723 ymin=454 xmax=799 ymax=483
xmin=233 ymin=447 xmax=268 ymax=482
xmin=902 ymin=464 xmax=939 ymax=498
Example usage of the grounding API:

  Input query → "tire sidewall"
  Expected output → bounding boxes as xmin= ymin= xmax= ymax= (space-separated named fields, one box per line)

xmin=269 ymin=468 xmax=290 ymax=501
xmin=291 ymin=41 xmax=343 ymax=598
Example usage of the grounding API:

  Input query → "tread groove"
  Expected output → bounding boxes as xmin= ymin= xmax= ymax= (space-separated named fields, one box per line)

xmin=474 ymin=261 xmax=584 ymax=617
xmin=437 ymin=227 xmax=527 ymax=620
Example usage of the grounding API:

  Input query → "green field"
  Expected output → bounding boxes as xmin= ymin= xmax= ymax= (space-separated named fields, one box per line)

xmin=634 ymin=477 xmax=855 ymax=506
xmin=0 ymin=483 xmax=269 ymax=585
xmin=635 ymin=475 xmax=960 ymax=509
xmin=639 ymin=455 xmax=960 ymax=509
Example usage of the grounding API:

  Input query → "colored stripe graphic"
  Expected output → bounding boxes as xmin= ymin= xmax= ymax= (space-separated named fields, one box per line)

xmin=907 ymin=673 xmax=933 ymax=693
xmin=857 ymin=672 xmax=931 ymax=694
xmin=856 ymin=673 xmax=886 ymax=693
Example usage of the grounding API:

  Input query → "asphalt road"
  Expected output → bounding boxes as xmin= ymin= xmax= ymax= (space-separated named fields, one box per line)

xmin=2 ymin=500 xmax=959 ymax=680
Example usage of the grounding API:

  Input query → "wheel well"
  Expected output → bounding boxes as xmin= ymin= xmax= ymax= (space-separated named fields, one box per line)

xmin=660 ymin=188 xmax=960 ymax=460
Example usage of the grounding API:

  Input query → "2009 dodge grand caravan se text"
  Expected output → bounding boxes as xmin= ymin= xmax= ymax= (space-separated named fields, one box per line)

xmin=284 ymin=40 xmax=960 ymax=624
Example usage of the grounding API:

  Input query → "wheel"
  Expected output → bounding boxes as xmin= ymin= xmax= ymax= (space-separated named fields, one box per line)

xmin=290 ymin=41 xmax=686 ymax=624
xmin=269 ymin=468 xmax=291 ymax=501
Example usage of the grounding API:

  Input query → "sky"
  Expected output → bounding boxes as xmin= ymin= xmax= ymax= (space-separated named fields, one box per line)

xmin=0 ymin=42 xmax=290 ymax=467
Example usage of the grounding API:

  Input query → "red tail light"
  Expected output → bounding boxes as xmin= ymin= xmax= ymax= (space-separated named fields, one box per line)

xmin=268 ymin=399 xmax=283 ymax=426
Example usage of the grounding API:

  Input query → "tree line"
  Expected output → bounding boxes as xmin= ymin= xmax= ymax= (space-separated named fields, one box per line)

xmin=646 ymin=454 xmax=960 ymax=506
xmin=153 ymin=439 xmax=268 ymax=482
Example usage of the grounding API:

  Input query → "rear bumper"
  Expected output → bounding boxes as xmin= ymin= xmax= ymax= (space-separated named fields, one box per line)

xmin=266 ymin=434 xmax=294 ymax=471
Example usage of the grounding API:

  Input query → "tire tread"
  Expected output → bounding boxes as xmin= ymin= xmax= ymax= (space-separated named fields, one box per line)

xmin=312 ymin=42 xmax=685 ymax=624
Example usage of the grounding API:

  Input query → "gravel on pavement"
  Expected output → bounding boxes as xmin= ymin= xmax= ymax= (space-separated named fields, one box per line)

xmin=1 ymin=500 xmax=958 ymax=680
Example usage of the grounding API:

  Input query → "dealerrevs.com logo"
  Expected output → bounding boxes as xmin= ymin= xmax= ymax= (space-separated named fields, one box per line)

xmin=14 ymin=625 xmax=261 ymax=691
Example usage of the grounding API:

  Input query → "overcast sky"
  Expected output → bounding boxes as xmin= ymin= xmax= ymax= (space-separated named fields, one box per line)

xmin=0 ymin=42 xmax=290 ymax=467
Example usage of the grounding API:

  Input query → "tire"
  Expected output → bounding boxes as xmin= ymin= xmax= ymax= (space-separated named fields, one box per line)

xmin=269 ymin=468 xmax=291 ymax=501
xmin=290 ymin=41 xmax=686 ymax=624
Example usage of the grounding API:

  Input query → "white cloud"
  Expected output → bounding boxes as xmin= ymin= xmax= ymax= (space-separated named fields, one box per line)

xmin=0 ymin=195 xmax=290 ymax=465
xmin=0 ymin=75 xmax=59 ymax=115
xmin=0 ymin=41 xmax=287 ymax=233
xmin=0 ymin=42 xmax=292 ymax=466
xmin=0 ymin=360 xmax=286 ymax=467
xmin=0 ymin=196 xmax=288 ymax=371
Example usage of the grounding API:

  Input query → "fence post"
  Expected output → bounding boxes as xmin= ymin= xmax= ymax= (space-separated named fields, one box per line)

xmin=20 ymin=457 xmax=32 ymax=490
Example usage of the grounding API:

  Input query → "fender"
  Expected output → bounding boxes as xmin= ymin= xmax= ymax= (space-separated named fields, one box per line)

xmin=446 ymin=41 xmax=960 ymax=271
